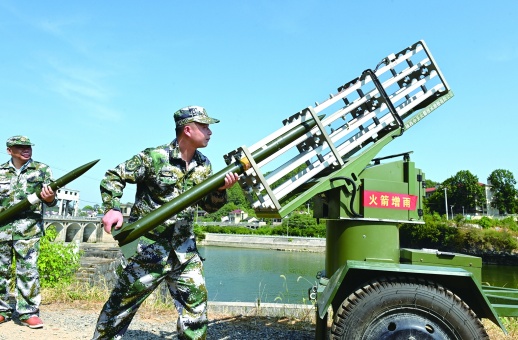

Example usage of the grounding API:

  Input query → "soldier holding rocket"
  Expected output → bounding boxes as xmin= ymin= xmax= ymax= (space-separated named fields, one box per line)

xmin=93 ymin=106 xmax=239 ymax=340
xmin=0 ymin=135 xmax=57 ymax=329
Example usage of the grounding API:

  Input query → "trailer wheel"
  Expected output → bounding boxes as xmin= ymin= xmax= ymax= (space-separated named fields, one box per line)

xmin=330 ymin=276 xmax=488 ymax=339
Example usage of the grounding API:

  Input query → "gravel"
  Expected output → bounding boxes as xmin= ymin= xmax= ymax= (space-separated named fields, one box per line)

xmin=0 ymin=303 xmax=315 ymax=340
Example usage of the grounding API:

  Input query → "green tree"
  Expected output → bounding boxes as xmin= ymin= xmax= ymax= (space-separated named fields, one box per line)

xmin=423 ymin=179 xmax=441 ymax=215
xmin=426 ymin=171 xmax=484 ymax=216
xmin=227 ymin=184 xmax=248 ymax=208
xmin=425 ymin=186 xmax=448 ymax=216
xmin=445 ymin=170 xmax=484 ymax=216
xmin=487 ymin=169 xmax=518 ymax=214
xmin=283 ymin=213 xmax=316 ymax=229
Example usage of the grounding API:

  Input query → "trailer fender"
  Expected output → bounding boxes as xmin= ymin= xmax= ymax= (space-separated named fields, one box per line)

xmin=316 ymin=260 xmax=506 ymax=333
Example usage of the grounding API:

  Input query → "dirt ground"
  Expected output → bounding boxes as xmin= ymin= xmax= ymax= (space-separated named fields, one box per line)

xmin=0 ymin=302 xmax=514 ymax=340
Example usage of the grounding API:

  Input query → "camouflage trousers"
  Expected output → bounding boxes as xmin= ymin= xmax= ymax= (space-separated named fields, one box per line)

xmin=0 ymin=238 xmax=41 ymax=321
xmin=93 ymin=240 xmax=208 ymax=340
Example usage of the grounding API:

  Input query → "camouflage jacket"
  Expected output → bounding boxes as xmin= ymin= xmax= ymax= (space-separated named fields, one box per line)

xmin=100 ymin=140 xmax=227 ymax=261
xmin=0 ymin=159 xmax=57 ymax=241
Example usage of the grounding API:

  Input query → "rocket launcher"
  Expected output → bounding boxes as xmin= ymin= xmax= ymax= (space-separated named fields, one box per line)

xmin=113 ymin=40 xmax=453 ymax=252
xmin=233 ymin=40 xmax=452 ymax=220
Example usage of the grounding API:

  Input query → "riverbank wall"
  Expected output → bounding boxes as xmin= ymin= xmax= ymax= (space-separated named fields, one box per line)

xmin=207 ymin=301 xmax=314 ymax=319
xmin=199 ymin=233 xmax=325 ymax=252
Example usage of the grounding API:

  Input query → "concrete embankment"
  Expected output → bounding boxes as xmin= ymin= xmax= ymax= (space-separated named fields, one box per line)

xmin=200 ymin=233 xmax=325 ymax=252
xmin=207 ymin=301 xmax=315 ymax=319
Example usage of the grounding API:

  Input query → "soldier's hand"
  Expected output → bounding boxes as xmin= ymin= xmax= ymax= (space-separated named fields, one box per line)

xmin=102 ymin=209 xmax=124 ymax=234
xmin=40 ymin=185 xmax=55 ymax=203
xmin=219 ymin=172 xmax=239 ymax=190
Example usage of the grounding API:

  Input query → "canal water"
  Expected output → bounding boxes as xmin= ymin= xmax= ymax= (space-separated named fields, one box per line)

xmin=199 ymin=245 xmax=518 ymax=303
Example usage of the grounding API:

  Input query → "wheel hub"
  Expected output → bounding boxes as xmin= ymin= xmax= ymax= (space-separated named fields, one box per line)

xmin=364 ymin=312 xmax=453 ymax=339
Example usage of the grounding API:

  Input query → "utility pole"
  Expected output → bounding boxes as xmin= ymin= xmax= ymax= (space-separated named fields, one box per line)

xmin=444 ymin=187 xmax=449 ymax=220
xmin=450 ymin=205 xmax=454 ymax=219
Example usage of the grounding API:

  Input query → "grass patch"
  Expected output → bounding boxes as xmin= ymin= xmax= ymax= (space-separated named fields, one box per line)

xmin=483 ymin=318 xmax=518 ymax=340
xmin=41 ymin=279 xmax=177 ymax=316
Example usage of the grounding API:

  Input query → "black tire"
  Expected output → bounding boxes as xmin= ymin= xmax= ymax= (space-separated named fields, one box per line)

xmin=330 ymin=276 xmax=488 ymax=339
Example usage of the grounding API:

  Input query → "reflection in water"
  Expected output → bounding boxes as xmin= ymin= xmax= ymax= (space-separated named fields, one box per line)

xmin=199 ymin=246 xmax=518 ymax=303
xmin=482 ymin=264 xmax=518 ymax=289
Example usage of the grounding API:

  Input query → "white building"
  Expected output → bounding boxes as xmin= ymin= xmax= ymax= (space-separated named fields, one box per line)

xmin=56 ymin=187 xmax=80 ymax=217
xmin=484 ymin=182 xmax=500 ymax=217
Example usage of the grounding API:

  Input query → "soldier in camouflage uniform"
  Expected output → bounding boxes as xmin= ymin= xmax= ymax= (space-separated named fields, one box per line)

xmin=93 ymin=106 xmax=239 ymax=340
xmin=0 ymin=136 xmax=57 ymax=329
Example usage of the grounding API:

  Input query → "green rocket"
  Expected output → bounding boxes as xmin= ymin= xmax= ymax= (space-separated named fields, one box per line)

xmin=0 ymin=159 xmax=100 ymax=224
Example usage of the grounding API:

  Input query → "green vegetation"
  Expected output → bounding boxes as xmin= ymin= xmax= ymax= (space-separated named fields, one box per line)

xmin=8 ymin=225 xmax=83 ymax=291
xmin=197 ymin=212 xmax=325 ymax=238
xmin=399 ymin=214 xmax=518 ymax=254
xmin=274 ymin=274 xmax=291 ymax=304
xmin=38 ymin=225 xmax=83 ymax=287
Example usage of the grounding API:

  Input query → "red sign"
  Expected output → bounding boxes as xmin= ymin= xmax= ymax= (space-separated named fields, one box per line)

xmin=363 ymin=190 xmax=417 ymax=210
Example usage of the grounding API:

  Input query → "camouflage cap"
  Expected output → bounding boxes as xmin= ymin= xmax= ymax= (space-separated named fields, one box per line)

xmin=6 ymin=135 xmax=34 ymax=147
xmin=174 ymin=106 xmax=220 ymax=127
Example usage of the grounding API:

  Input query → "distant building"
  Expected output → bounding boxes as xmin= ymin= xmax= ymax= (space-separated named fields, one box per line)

xmin=120 ymin=203 xmax=133 ymax=216
xmin=483 ymin=181 xmax=499 ymax=216
xmin=120 ymin=203 xmax=133 ymax=223
xmin=425 ymin=187 xmax=436 ymax=199
xmin=56 ymin=187 xmax=80 ymax=217
xmin=229 ymin=209 xmax=247 ymax=223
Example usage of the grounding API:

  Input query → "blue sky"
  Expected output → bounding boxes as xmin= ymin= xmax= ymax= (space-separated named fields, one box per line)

xmin=1 ymin=1 xmax=517 ymax=208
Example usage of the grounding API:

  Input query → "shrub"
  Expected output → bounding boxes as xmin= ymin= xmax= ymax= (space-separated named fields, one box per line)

xmin=194 ymin=224 xmax=206 ymax=241
xmin=400 ymin=219 xmax=459 ymax=251
xmin=482 ymin=229 xmax=518 ymax=252
xmin=476 ymin=216 xmax=494 ymax=229
xmin=497 ymin=217 xmax=518 ymax=232
xmin=453 ymin=214 xmax=465 ymax=225
xmin=461 ymin=228 xmax=486 ymax=252
xmin=254 ymin=226 xmax=273 ymax=235
xmin=450 ymin=226 xmax=518 ymax=253
xmin=38 ymin=225 xmax=83 ymax=288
